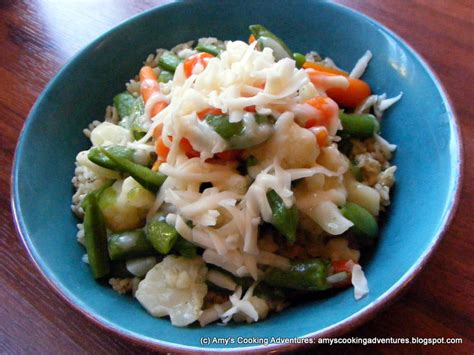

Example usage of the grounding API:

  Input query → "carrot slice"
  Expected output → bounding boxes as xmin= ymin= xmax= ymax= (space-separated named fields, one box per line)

xmin=248 ymin=34 xmax=256 ymax=44
xmin=183 ymin=52 xmax=214 ymax=77
xmin=215 ymin=150 xmax=242 ymax=161
xmin=197 ymin=107 xmax=223 ymax=120
xmin=303 ymin=61 xmax=348 ymax=76
xmin=139 ymin=66 xmax=168 ymax=116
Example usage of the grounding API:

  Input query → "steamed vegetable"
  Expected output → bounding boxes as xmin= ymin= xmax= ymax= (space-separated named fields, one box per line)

xmin=293 ymin=52 xmax=306 ymax=68
xmin=147 ymin=220 xmax=180 ymax=254
xmin=174 ymin=238 xmax=198 ymax=258
xmin=139 ymin=66 xmax=168 ymax=116
xmin=114 ymin=92 xmax=137 ymax=119
xmin=100 ymin=147 xmax=166 ymax=192
xmin=195 ymin=43 xmax=223 ymax=57
xmin=158 ymin=52 xmax=181 ymax=72
xmin=108 ymin=230 xmax=155 ymax=260
xmin=249 ymin=24 xmax=293 ymax=60
xmin=88 ymin=145 xmax=135 ymax=171
xmin=205 ymin=113 xmax=244 ymax=140
xmin=267 ymin=189 xmax=299 ymax=243
xmin=158 ymin=70 xmax=173 ymax=83
xmin=265 ymin=259 xmax=330 ymax=291
xmin=82 ymin=191 xmax=110 ymax=279
xmin=341 ymin=202 xmax=378 ymax=241
xmin=339 ymin=112 xmax=379 ymax=139
xmin=183 ymin=52 xmax=214 ymax=77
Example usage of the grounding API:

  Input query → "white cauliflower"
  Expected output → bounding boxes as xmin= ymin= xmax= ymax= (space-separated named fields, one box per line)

xmin=247 ymin=113 xmax=318 ymax=169
xmin=135 ymin=256 xmax=208 ymax=327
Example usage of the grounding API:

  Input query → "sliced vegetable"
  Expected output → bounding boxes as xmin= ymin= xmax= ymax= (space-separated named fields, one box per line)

xmin=100 ymin=147 xmax=166 ymax=193
xmin=265 ymin=259 xmax=330 ymax=291
xmin=205 ymin=113 xmax=244 ymax=140
xmin=158 ymin=51 xmax=181 ymax=73
xmin=341 ymin=202 xmax=378 ymax=241
xmin=303 ymin=61 xmax=349 ymax=76
xmin=146 ymin=220 xmax=180 ymax=254
xmin=108 ymin=229 xmax=155 ymax=260
xmin=82 ymin=192 xmax=110 ymax=279
xmin=174 ymin=237 xmax=198 ymax=258
xmin=339 ymin=112 xmax=379 ymax=139
xmin=195 ymin=43 xmax=223 ymax=57
xmin=139 ymin=66 xmax=168 ymax=117
xmin=266 ymin=189 xmax=299 ymax=243
xmin=249 ymin=24 xmax=293 ymax=60
xmin=183 ymin=52 xmax=214 ymax=77
xmin=158 ymin=70 xmax=173 ymax=83
xmin=293 ymin=52 xmax=306 ymax=68
xmin=126 ymin=256 xmax=158 ymax=277
xmin=88 ymin=145 xmax=135 ymax=171
xmin=350 ymin=162 xmax=363 ymax=182
xmin=113 ymin=92 xmax=136 ymax=119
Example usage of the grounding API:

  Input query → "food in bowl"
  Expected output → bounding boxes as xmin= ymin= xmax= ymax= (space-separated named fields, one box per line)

xmin=71 ymin=25 xmax=402 ymax=327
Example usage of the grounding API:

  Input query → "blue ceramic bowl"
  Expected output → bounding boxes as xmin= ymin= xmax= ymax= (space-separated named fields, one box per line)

xmin=12 ymin=0 xmax=462 ymax=352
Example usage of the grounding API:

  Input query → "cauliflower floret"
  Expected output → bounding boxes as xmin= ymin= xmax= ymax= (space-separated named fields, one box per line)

xmin=135 ymin=256 xmax=208 ymax=327
xmin=246 ymin=113 xmax=318 ymax=170
xmin=98 ymin=178 xmax=154 ymax=232
xmin=90 ymin=122 xmax=130 ymax=146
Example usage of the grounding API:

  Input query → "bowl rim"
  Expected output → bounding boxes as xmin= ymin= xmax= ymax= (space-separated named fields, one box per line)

xmin=10 ymin=0 xmax=463 ymax=352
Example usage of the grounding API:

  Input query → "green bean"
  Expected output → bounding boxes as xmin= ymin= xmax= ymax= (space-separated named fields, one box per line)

xmin=341 ymin=202 xmax=378 ymax=241
xmin=113 ymin=92 xmax=136 ymax=119
xmin=293 ymin=52 xmax=306 ymax=68
xmin=255 ymin=114 xmax=275 ymax=125
xmin=158 ymin=70 xmax=173 ymax=83
xmin=100 ymin=147 xmax=166 ymax=193
xmin=339 ymin=112 xmax=379 ymax=139
xmin=146 ymin=220 xmax=179 ymax=254
xmin=195 ymin=43 xmax=223 ymax=57
xmin=249 ymin=24 xmax=293 ymax=60
xmin=205 ymin=113 xmax=244 ymax=140
xmin=158 ymin=52 xmax=181 ymax=73
xmin=88 ymin=145 xmax=135 ymax=171
xmin=108 ymin=229 xmax=155 ymax=260
xmin=174 ymin=237 xmax=197 ymax=258
xmin=267 ymin=189 xmax=299 ymax=243
xmin=82 ymin=192 xmax=110 ymax=279
xmin=265 ymin=259 xmax=330 ymax=291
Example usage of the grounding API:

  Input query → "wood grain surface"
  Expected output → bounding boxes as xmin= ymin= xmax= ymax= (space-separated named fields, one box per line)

xmin=1 ymin=0 xmax=473 ymax=353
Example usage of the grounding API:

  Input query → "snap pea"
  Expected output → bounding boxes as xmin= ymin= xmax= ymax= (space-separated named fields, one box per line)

xmin=249 ymin=24 xmax=293 ymax=60
xmin=82 ymin=192 xmax=110 ymax=279
xmin=88 ymin=145 xmax=135 ymax=171
xmin=339 ymin=112 xmax=379 ymax=139
xmin=100 ymin=147 xmax=166 ymax=193
xmin=113 ymin=92 xmax=136 ymax=119
xmin=195 ymin=43 xmax=223 ymax=57
xmin=158 ymin=70 xmax=173 ymax=83
xmin=267 ymin=189 xmax=299 ymax=243
xmin=130 ymin=120 xmax=147 ymax=141
xmin=174 ymin=237 xmax=197 ymax=258
xmin=265 ymin=259 xmax=330 ymax=291
xmin=205 ymin=113 xmax=244 ymax=140
xmin=341 ymin=202 xmax=378 ymax=241
xmin=108 ymin=229 xmax=155 ymax=260
xmin=293 ymin=52 xmax=306 ymax=69
xmin=158 ymin=52 xmax=181 ymax=73
xmin=146 ymin=220 xmax=179 ymax=254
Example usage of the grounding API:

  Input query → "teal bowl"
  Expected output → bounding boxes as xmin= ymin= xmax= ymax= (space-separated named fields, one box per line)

xmin=12 ymin=0 xmax=462 ymax=352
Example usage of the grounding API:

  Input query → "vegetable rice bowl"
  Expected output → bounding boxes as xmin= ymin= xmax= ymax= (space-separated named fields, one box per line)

xmin=72 ymin=25 xmax=402 ymax=327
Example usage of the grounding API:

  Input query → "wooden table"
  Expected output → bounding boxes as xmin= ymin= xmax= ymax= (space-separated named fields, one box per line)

xmin=1 ymin=1 xmax=472 ymax=353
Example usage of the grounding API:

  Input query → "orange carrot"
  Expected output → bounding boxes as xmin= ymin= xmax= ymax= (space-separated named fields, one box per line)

xmin=248 ymin=34 xmax=256 ymax=44
xmin=139 ymin=66 xmax=168 ymax=116
xmin=244 ymin=105 xmax=257 ymax=113
xmin=308 ymin=70 xmax=371 ymax=108
xmin=303 ymin=61 xmax=348 ymax=76
xmin=183 ymin=52 xmax=214 ymax=77
xmin=305 ymin=96 xmax=338 ymax=127
xmin=197 ymin=107 xmax=223 ymax=120
xmin=180 ymin=138 xmax=200 ymax=158
xmin=215 ymin=149 xmax=242 ymax=161
xmin=156 ymin=137 xmax=170 ymax=160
